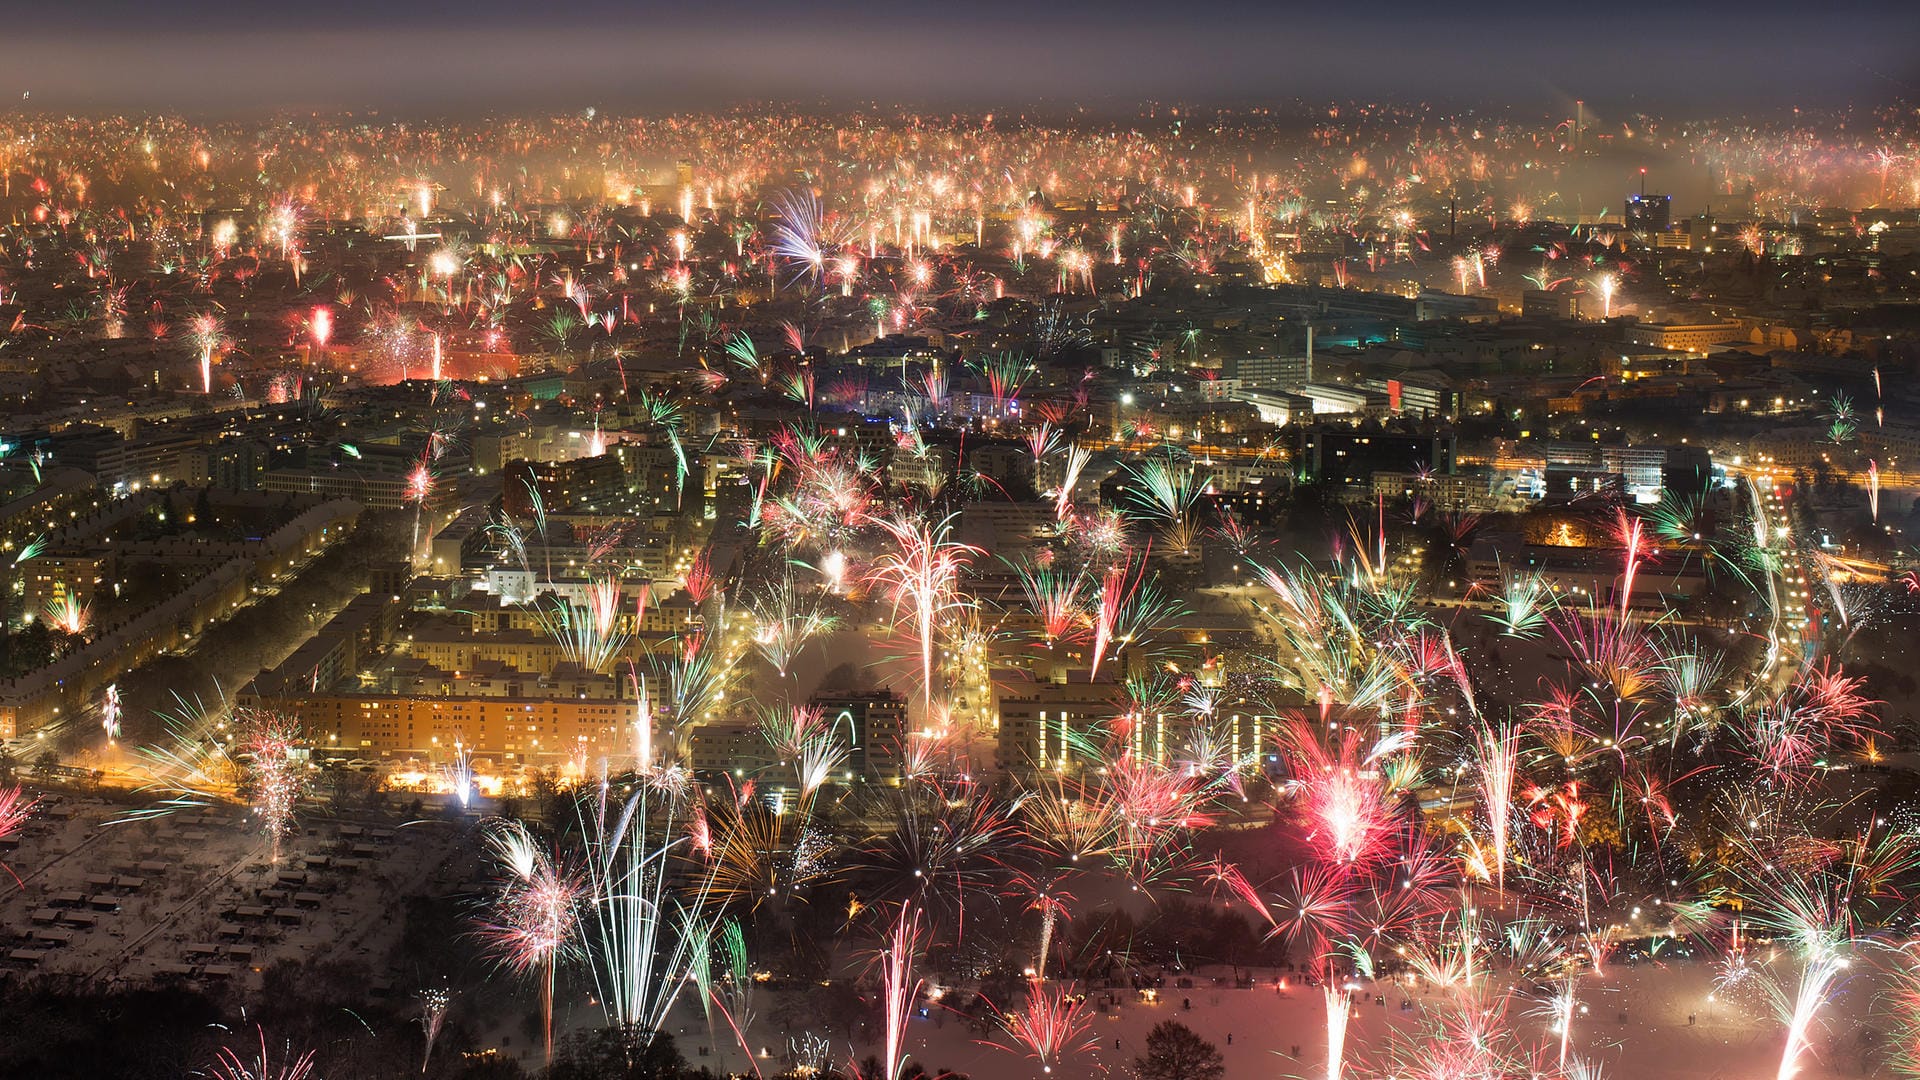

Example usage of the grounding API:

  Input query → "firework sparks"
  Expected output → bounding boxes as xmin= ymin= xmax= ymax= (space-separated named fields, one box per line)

xmin=482 ymin=818 xmax=583 ymax=1063
xmin=205 ymin=1029 xmax=317 ymax=1080
xmin=417 ymin=985 xmax=454 ymax=1074
xmin=868 ymin=514 xmax=979 ymax=715
xmin=100 ymin=682 xmax=122 ymax=742
xmin=1475 ymin=719 xmax=1522 ymax=895
xmin=992 ymin=979 xmax=1098 ymax=1074
xmin=874 ymin=903 xmax=925 ymax=1080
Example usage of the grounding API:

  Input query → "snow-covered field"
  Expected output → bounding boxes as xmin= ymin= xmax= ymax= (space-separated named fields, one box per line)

xmin=2 ymin=794 xmax=1889 ymax=1079
xmin=0 ymin=792 xmax=465 ymax=990
xmin=646 ymin=957 xmax=1879 ymax=1080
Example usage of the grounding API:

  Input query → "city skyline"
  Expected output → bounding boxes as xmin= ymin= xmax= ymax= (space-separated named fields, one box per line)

xmin=2 ymin=13 xmax=1920 ymax=1080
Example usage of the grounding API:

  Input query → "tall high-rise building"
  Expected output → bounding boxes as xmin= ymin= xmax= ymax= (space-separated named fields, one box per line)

xmin=1625 ymin=193 xmax=1672 ymax=232
xmin=809 ymin=690 xmax=909 ymax=783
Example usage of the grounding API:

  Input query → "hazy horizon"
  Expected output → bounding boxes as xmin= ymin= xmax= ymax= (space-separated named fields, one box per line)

xmin=4 ymin=0 xmax=1917 ymax=118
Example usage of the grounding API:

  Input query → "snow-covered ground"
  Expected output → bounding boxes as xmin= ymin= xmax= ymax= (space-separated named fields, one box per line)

xmin=641 ymin=957 xmax=1879 ymax=1080
xmin=0 ymin=791 xmax=466 ymax=990
xmin=3 ymin=793 xmax=1888 ymax=1079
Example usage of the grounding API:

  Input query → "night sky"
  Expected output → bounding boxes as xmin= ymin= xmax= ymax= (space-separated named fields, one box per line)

xmin=4 ymin=0 xmax=1918 ymax=115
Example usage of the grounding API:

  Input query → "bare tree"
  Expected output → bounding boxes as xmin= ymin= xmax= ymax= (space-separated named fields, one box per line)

xmin=1136 ymin=1020 xmax=1225 ymax=1080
